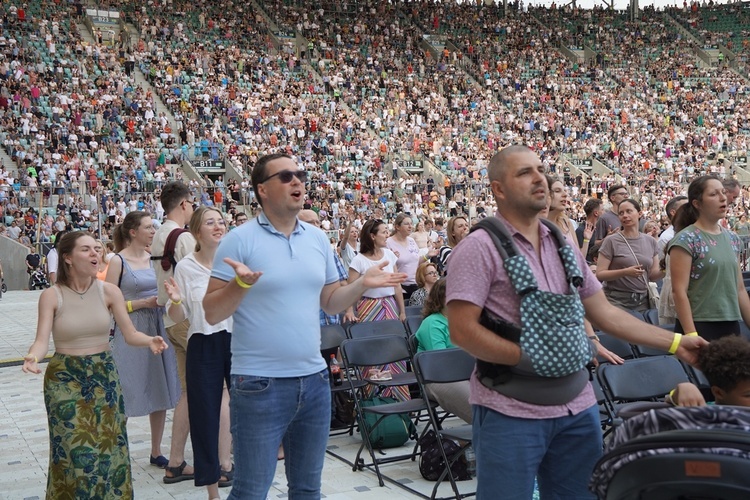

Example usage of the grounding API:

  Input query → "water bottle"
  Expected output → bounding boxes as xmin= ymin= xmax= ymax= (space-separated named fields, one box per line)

xmin=464 ymin=445 xmax=476 ymax=478
xmin=329 ymin=354 xmax=342 ymax=386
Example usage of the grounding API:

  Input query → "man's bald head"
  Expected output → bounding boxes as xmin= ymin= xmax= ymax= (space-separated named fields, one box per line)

xmin=298 ymin=209 xmax=320 ymax=226
xmin=489 ymin=145 xmax=534 ymax=183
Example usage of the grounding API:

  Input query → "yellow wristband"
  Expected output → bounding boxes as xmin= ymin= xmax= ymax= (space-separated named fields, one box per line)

xmin=668 ymin=333 xmax=682 ymax=354
xmin=235 ymin=274 xmax=252 ymax=289
xmin=127 ymin=300 xmax=133 ymax=313
xmin=583 ymin=239 xmax=590 ymax=243
xmin=25 ymin=353 xmax=38 ymax=363
xmin=171 ymin=299 xmax=182 ymax=306
xmin=684 ymin=331 xmax=698 ymax=337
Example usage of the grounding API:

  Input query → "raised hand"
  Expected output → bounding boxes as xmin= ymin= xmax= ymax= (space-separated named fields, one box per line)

xmin=164 ymin=277 xmax=182 ymax=303
xmin=583 ymin=222 xmax=594 ymax=240
xmin=362 ymin=261 xmax=407 ymax=290
xmin=224 ymin=257 xmax=262 ymax=287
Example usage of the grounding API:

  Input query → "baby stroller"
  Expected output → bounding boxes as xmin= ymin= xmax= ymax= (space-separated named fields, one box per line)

xmin=590 ymin=406 xmax=750 ymax=500
xmin=28 ymin=268 xmax=50 ymax=290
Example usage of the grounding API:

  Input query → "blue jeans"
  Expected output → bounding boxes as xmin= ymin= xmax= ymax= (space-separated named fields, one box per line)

xmin=227 ymin=369 xmax=331 ymax=500
xmin=472 ymin=404 xmax=600 ymax=500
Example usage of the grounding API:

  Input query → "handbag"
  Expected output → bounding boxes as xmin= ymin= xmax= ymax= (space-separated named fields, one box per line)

xmin=619 ymin=233 xmax=660 ymax=309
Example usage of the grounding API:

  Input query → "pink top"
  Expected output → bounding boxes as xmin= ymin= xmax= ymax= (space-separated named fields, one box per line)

xmin=447 ymin=213 xmax=600 ymax=419
xmin=386 ymin=236 xmax=420 ymax=286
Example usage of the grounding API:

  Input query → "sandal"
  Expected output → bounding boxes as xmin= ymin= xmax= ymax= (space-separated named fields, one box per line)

xmin=149 ymin=455 xmax=168 ymax=468
xmin=218 ymin=465 xmax=234 ymax=488
xmin=163 ymin=461 xmax=194 ymax=484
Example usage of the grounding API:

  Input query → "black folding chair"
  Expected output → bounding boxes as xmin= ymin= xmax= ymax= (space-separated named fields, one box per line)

xmin=642 ymin=308 xmax=659 ymax=326
xmin=321 ymin=324 xmax=367 ymax=436
xmin=413 ymin=348 xmax=476 ymax=500
xmin=631 ymin=327 xmax=673 ymax=357
xmin=597 ymin=356 xmax=690 ymax=424
xmin=405 ymin=315 xmax=424 ymax=337
xmin=340 ymin=335 xmax=437 ymax=486
xmin=348 ymin=319 xmax=408 ymax=339
xmin=405 ymin=305 xmax=423 ymax=317
xmin=597 ymin=332 xmax=636 ymax=361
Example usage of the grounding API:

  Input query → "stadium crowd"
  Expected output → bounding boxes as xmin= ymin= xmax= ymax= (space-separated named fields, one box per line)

xmin=5 ymin=1 xmax=750 ymax=500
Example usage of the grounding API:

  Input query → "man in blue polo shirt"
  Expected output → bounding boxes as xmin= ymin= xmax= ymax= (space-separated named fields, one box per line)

xmin=204 ymin=153 xmax=405 ymax=500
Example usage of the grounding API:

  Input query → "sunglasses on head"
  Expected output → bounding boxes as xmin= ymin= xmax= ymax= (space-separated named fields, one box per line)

xmin=261 ymin=170 xmax=307 ymax=184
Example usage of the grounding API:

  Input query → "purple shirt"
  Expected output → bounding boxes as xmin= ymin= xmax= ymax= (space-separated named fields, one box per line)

xmin=446 ymin=213 xmax=601 ymax=419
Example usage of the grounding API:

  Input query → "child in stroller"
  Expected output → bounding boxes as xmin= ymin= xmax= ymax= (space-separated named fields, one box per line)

xmin=590 ymin=336 xmax=750 ymax=499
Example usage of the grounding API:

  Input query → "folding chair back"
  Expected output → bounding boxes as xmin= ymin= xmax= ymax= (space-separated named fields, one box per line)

xmin=597 ymin=333 xmax=635 ymax=360
xmin=348 ymin=319 xmax=408 ymax=339
xmin=642 ymin=308 xmax=659 ymax=325
xmin=405 ymin=315 xmax=424 ymax=336
xmin=321 ymin=324 xmax=347 ymax=352
xmin=342 ymin=334 xmax=412 ymax=367
xmin=405 ymin=305 xmax=423 ymax=317
xmin=631 ymin=327 xmax=673 ymax=356
xmin=414 ymin=348 xmax=474 ymax=385
xmin=598 ymin=355 xmax=689 ymax=402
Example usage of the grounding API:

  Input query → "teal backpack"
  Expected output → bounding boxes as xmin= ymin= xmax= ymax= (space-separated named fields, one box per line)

xmin=358 ymin=396 xmax=415 ymax=449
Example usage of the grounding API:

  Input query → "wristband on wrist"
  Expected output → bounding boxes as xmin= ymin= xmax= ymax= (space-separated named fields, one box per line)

xmin=235 ymin=274 xmax=252 ymax=289
xmin=668 ymin=333 xmax=683 ymax=354
xmin=588 ymin=335 xmax=600 ymax=342
xmin=25 ymin=353 xmax=38 ymax=363
xmin=583 ymin=238 xmax=590 ymax=243
xmin=684 ymin=331 xmax=698 ymax=337
xmin=171 ymin=299 xmax=182 ymax=306
xmin=126 ymin=300 xmax=133 ymax=313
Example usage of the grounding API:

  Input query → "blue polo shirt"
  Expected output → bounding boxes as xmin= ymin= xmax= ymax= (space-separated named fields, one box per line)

xmin=212 ymin=212 xmax=339 ymax=377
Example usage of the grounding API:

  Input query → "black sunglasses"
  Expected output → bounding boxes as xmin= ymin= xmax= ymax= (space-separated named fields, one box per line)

xmin=261 ymin=170 xmax=307 ymax=184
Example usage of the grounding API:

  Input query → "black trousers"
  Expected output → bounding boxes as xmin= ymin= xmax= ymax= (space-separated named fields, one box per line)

xmin=186 ymin=330 xmax=232 ymax=486
xmin=674 ymin=320 xmax=740 ymax=342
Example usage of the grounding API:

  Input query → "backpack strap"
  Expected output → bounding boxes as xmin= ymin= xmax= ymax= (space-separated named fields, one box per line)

xmin=471 ymin=217 xmax=537 ymax=296
xmin=150 ymin=227 xmax=190 ymax=272
xmin=539 ymin=218 xmax=584 ymax=288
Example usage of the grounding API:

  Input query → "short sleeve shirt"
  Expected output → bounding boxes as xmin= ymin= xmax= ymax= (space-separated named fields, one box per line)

xmin=446 ymin=214 xmax=600 ymax=419
xmin=599 ymin=233 xmax=658 ymax=294
xmin=668 ymin=224 xmax=742 ymax=322
xmin=211 ymin=213 xmax=339 ymax=377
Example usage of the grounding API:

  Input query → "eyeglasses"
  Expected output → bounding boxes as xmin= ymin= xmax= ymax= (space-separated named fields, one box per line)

xmin=611 ymin=191 xmax=628 ymax=197
xmin=261 ymin=170 xmax=307 ymax=184
xmin=203 ymin=218 xmax=227 ymax=227
xmin=425 ymin=271 xmax=439 ymax=276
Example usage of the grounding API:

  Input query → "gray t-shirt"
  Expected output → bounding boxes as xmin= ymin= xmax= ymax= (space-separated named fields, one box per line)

xmin=599 ymin=233 xmax=658 ymax=293
xmin=593 ymin=209 xmax=621 ymax=243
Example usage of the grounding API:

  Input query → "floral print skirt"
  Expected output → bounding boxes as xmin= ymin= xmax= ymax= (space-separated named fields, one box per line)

xmin=43 ymin=351 xmax=133 ymax=499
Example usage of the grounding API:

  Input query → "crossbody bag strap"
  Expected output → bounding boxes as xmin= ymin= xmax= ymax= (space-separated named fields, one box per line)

xmin=618 ymin=232 xmax=649 ymax=288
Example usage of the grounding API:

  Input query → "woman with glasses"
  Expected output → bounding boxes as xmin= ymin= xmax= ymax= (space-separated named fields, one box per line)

xmin=409 ymin=261 xmax=440 ymax=307
xmin=349 ymin=218 xmax=410 ymax=400
xmin=106 ymin=211 xmax=181 ymax=470
xmin=164 ymin=207 xmax=234 ymax=495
